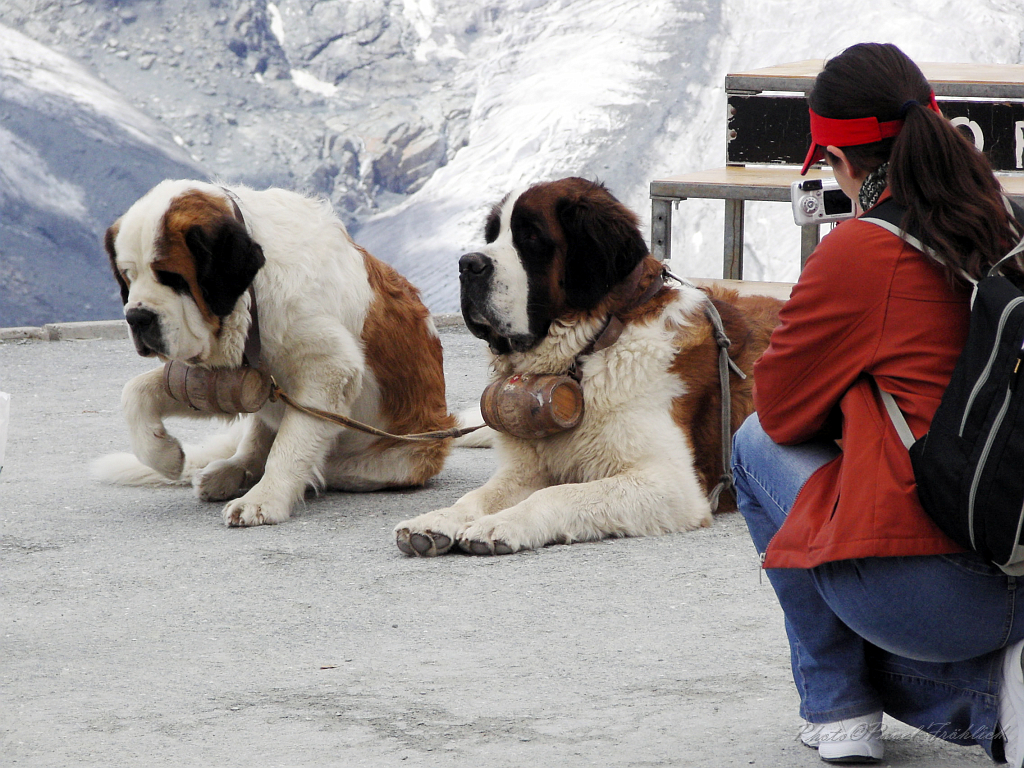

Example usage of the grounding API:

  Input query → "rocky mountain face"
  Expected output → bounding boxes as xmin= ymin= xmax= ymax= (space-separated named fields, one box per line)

xmin=0 ymin=0 xmax=488 ymax=324
xmin=1 ymin=0 xmax=482 ymax=226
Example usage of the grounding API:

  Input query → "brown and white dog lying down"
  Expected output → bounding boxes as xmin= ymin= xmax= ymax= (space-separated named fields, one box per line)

xmin=395 ymin=177 xmax=782 ymax=556
xmin=92 ymin=180 xmax=455 ymax=526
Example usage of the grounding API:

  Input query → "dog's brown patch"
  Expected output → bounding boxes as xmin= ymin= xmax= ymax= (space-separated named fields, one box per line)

xmin=360 ymin=247 xmax=455 ymax=482
xmin=154 ymin=190 xmax=237 ymax=330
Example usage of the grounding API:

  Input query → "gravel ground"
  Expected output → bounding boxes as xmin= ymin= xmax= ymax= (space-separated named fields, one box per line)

xmin=0 ymin=326 xmax=993 ymax=767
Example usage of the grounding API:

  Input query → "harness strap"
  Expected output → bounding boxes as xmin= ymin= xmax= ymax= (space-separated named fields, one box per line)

xmin=860 ymin=199 xmax=977 ymax=286
xmin=664 ymin=270 xmax=746 ymax=512
xmin=861 ymin=196 xmax=1024 ymax=286
xmin=878 ymin=386 xmax=915 ymax=449
xmin=243 ymin=286 xmax=261 ymax=369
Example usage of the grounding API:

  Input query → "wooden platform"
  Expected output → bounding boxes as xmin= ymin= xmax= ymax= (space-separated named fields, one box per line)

xmin=651 ymin=167 xmax=1024 ymax=204
xmin=725 ymin=60 xmax=1024 ymax=98
xmin=651 ymin=167 xmax=1024 ymax=277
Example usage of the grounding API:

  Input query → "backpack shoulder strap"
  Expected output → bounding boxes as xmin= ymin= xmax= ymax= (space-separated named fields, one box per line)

xmin=860 ymin=199 xmax=977 ymax=285
xmin=991 ymin=197 xmax=1024 ymax=277
xmin=1006 ymin=197 xmax=1024 ymax=230
xmin=869 ymin=196 xmax=1024 ymax=448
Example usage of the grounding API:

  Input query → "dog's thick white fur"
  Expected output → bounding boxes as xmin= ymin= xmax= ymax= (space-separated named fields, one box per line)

xmin=94 ymin=180 xmax=454 ymax=526
xmin=394 ymin=178 xmax=780 ymax=556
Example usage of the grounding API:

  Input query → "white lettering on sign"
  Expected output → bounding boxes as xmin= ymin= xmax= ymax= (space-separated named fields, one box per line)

xmin=1016 ymin=121 xmax=1024 ymax=170
xmin=951 ymin=116 xmax=985 ymax=152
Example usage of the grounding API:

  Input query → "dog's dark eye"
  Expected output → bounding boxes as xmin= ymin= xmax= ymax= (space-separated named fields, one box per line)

xmin=514 ymin=221 xmax=544 ymax=247
xmin=155 ymin=270 xmax=190 ymax=294
xmin=484 ymin=210 xmax=501 ymax=244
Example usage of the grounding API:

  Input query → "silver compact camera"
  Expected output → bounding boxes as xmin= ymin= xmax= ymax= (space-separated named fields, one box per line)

xmin=791 ymin=178 xmax=855 ymax=226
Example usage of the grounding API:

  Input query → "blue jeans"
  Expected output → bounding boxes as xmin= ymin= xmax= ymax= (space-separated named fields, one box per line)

xmin=732 ymin=413 xmax=1024 ymax=759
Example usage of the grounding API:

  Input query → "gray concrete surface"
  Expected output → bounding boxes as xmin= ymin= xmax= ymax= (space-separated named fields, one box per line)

xmin=0 ymin=325 xmax=993 ymax=767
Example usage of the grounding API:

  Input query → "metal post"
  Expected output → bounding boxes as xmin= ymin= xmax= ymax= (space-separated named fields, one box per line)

xmin=650 ymin=197 xmax=673 ymax=262
xmin=800 ymin=224 xmax=820 ymax=269
xmin=724 ymin=198 xmax=745 ymax=279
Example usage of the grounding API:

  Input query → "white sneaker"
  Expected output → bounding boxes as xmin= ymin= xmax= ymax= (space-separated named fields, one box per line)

xmin=999 ymin=638 xmax=1024 ymax=768
xmin=799 ymin=710 xmax=884 ymax=764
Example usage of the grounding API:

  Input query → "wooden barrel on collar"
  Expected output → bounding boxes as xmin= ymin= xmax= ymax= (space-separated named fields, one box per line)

xmin=480 ymin=373 xmax=585 ymax=439
xmin=163 ymin=360 xmax=272 ymax=414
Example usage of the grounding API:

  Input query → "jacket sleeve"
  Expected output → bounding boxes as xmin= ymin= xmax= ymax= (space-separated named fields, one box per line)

xmin=753 ymin=221 xmax=897 ymax=445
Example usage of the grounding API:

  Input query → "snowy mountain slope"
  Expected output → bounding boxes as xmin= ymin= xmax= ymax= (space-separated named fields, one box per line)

xmin=0 ymin=23 xmax=204 ymax=327
xmin=0 ymin=0 xmax=1021 ymax=324
xmin=357 ymin=0 xmax=1024 ymax=310
xmin=356 ymin=0 xmax=721 ymax=310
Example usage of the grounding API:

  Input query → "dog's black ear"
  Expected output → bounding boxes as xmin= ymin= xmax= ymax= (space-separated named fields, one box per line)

xmin=185 ymin=217 xmax=265 ymax=317
xmin=104 ymin=219 xmax=130 ymax=305
xmin=556 ymin=181 xmax=649 ymax=309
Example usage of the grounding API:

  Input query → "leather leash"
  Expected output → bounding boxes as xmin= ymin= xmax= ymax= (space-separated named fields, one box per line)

xmin=268 ymin=383 xmax=484 ymax=442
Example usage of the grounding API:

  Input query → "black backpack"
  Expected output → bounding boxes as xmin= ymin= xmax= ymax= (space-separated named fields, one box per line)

xmin=863 ymin=198 xmax=1024 ymax=574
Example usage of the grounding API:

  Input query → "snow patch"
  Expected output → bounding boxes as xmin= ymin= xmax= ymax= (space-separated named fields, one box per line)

xmin=268 ymin=3 xmax=285 ymax=45
xmin=0 ymin=125 xmax=88 ymax=222
xmin=291 ymin=69 xmax=338 ymax=97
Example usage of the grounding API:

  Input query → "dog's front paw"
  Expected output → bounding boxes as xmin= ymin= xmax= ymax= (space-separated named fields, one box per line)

xmin=222 ymin=493 xmax=291 ymax=527
xmin=395 ymin=528 xmax=455 ymax=557
xmin=456 ymin=516 xmax=530 ymax=556
xmin=195 ymin=459 xmax=254 ymax=502
xmin=136 ymin=427 xmax=185 ymax=479
xmin=394 ymin=509 xmax=470 ymax=557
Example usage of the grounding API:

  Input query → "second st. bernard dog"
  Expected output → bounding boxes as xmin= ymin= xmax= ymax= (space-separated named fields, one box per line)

xmin=394 ymin=177 xmax=782 ymax=556
xmin=93 ymin=180 xmax=455 ymax=526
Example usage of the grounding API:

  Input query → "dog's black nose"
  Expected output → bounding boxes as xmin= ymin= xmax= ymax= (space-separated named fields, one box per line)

xmin=125 ymin=307 xmax=158 ymax=332
xmin=459 ymin=252 xmax=493 ymax=277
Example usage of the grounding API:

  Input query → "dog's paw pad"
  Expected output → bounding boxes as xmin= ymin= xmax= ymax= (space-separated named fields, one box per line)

xmin=223 ymin=498 xmax=286 ymax=527
xmin=395 ymin=529 xmax=453 ymax=557
xmin=459 ymin=538 xmax=515 ymax=556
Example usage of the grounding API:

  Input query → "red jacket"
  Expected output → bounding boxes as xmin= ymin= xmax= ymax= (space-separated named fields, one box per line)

xmin=756 ymin=200 xmax=970 ymax=569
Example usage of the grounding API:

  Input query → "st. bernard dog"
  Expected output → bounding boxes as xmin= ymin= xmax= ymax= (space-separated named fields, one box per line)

xmin=394 ymin=177 xmax=782 ymax=556
xmin=93 ymin=179 xmax=455 ymax=526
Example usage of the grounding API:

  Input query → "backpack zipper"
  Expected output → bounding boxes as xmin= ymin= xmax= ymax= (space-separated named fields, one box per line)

xmin=959 ymin=296 xmax=1024 ymax=436
xmin=967 ymin=384 xmax=1014 ymax=548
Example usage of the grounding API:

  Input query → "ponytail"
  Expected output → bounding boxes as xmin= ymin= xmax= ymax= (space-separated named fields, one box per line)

xmin=889 ymin=101 xmax=1017 ymax=282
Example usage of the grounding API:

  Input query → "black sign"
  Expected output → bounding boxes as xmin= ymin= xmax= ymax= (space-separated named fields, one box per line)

xmin=727 ymin=95 xmax=1024 ymax=172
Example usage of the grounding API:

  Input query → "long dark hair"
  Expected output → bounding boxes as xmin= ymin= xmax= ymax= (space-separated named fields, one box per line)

xmin=809 ymin=43 xmax=1019 ymax=283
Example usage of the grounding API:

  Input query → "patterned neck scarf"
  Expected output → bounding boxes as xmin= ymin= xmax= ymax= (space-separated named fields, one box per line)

xmin=859 ymin=162 xmax=889 ymax=212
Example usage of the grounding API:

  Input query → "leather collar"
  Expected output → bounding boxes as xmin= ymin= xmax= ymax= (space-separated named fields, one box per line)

xmin=588 ymin=261 xmax=666 ymax=355
xmin=571 ymin=261 xmax=666 ymax=379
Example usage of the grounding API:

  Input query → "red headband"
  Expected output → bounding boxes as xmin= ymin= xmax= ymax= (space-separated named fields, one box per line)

xmin=800 ymin=92 xmax=941 ymax=174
